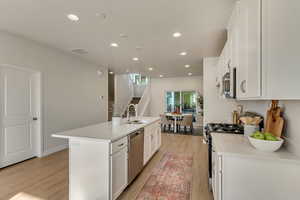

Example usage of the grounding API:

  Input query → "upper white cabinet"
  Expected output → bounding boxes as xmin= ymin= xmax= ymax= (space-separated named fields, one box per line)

xmin=225 ymin=0 xmax=300 ymax=100
xmin=261 ymin=0 xmax=300 ymax=99
xmin=238 ymin=0 xmax=261 ymax=99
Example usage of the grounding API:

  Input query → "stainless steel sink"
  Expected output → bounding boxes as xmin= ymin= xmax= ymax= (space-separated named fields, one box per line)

xmin=125 ymin=120 xmax=145 ymax=124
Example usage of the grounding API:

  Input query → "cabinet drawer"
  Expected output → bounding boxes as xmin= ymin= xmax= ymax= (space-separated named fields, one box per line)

xmin=111 ymin=137 xmax=128 ymax=154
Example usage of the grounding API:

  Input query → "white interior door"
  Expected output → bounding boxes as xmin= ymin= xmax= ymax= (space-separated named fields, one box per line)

xmin=0 ymin=65 xmax=40 ymax=168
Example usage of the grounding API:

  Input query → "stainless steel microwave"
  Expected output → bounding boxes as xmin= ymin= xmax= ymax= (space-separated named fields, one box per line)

xmin=222 ymin=67 xmax=236 ymax=98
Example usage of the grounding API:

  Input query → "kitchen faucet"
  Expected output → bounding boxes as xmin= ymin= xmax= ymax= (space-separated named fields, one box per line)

xmin=127 ymin=104 xmax=137 ymax=122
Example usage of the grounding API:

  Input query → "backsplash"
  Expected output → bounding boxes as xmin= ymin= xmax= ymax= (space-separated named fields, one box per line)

xmin=239 ymin=100 xmax=300 ymax=157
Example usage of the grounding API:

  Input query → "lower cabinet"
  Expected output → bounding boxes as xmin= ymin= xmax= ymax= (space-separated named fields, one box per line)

xmin=111 ymin=147 xmax=128 ymax=200
xmin=110 ymin=136 xmax=128 ymax=200
xmin=144 ymin=121 xmax=161 ymax=165
xmin=156 ymin=123 xmax=161 ymax=148
xmin=144 ymin=130 xmax=152 ymax=165
xmin=212 ymin=150 xmax=300 ymax=200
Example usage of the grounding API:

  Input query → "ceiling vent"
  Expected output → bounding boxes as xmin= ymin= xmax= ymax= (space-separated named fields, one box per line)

xmin=71 ymin=48 xmax=88 ymax=55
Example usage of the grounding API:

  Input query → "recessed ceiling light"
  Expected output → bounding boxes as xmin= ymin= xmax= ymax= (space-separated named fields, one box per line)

xmin=185 ymin=64 xmax=190 ymax=68
xmin=132 ymin=57 xmax=139 ymax=61
xmin=148 ymin=67 xmax=153 ymax=71
xmin=188 ymin=72 xmax=193 ymax=76
xmin=180 ymin=52 xmax=187 ymax=56
xmin=159 ymin=75 xmax=164 ymax=78
xmin=110 ymin=43 xmax=119 ymax=47
xmin=109 ymin=71 xmax=114 ymax=74
xmin=120 ymin=34 xmax=128 ymax=38
xmin=173 ymin=32 xmax=182 ymax=38
xmin=67 ymin=14 xmax=79 ymax=22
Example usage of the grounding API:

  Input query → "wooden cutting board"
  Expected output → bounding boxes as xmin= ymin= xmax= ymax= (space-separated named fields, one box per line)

xmin=265 ymin=100 xmax=284 ymax=137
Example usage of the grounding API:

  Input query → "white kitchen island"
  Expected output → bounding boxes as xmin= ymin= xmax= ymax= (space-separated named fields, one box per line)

xmin=52 ymin=117 xmax=161 ymax=200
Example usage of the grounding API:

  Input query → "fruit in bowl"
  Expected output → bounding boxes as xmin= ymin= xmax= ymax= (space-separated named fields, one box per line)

xmin=251 ymin=131 xmax=265 ymax=140
xmin=248 ymin=131 xmax=284 ymax=152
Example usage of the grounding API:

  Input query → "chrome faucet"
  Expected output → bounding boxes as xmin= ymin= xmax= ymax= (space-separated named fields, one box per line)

xmin=127 ymin=104 xmax=137 ymax=122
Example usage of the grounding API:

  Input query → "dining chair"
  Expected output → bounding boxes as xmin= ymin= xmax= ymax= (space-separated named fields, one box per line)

xmin=160 ymin=114 xmax=173 ymax=132
xmin=178 ymin=115 xmax=193 ymax=134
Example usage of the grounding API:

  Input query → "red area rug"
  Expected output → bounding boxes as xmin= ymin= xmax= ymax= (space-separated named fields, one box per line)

xmin=136 ymin=152 xmax=193 ymax=200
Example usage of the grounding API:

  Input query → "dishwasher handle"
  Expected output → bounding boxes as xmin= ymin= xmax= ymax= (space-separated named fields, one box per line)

xmin=130 ymin=129 xmax=144 ymax=139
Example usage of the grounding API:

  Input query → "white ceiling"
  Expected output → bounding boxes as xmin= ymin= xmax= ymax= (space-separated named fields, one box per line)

xmin=0 ymin=0 xmax=236 ymax=77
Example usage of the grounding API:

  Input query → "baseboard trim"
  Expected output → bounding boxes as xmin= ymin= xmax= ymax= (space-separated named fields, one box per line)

xmin=42 ymin=144 xmax=68 ymax=157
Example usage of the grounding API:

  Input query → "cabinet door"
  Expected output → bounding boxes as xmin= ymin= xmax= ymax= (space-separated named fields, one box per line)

xmin=156 ymin=124 xmax=161 ymax=148
xmin=215 ymin=155 xmax=223 ymax=200
xmin=111 ymin=148 xmax=128 ymax=200
xmin=238 ymin=0 xmax=261 ymax=99
xmin=262 ymin=0 xmax=300 ymax=99
xmin=150 ymin=132 xmax=157 ymax=155
xmin=143 ymin=128 xmax=151 ymax=165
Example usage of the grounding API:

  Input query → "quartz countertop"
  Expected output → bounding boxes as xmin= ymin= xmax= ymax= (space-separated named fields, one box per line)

xmin=211 ymin=133 xmax=300 ymax=163
xmin=52 ymin=117 xmax=160 ymax=142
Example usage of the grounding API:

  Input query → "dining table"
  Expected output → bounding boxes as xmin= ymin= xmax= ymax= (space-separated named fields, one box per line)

xmin=165 ymin=113 xmax=193 ymax=133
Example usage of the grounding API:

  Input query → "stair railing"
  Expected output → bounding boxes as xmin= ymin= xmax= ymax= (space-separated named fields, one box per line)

xmin=121 ymin=76 xmax=134 ymax=118
xmin=136 ymin=83 xmax=151 ymax=117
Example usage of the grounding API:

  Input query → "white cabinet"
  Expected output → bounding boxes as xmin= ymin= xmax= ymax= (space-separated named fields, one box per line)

xmin=144 ymin=128 xmax=152 ymax=165
xmin=213 ymin=153 xmax=300 ymax=200
xmin=237 ymin=0 xmax=261 ymax=99
xmin=212 ymin=144 xmax=223 ymax=200
xmin=212 ymin=146 xmax=300 ymax=199
xmin=232 ymin=0 xmax=300 ymax=100
xmin=156 ymin=123 xmax=161 ymax=148
xmin=150 ymin=132 xmax=157 ymax=156
xmin=111 ymin=146 xmax=128 ymax=200
xmin=144 ymin=121 xmax=161 ymax=165
xmin=211 ymin=134 xmax=300 ymax=200
xmin=261 ymin=0 xmax=300 ymax=99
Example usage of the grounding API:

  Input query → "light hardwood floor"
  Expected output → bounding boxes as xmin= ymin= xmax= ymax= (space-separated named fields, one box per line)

xmin=0 ymin=134 xmax=213 ymax=200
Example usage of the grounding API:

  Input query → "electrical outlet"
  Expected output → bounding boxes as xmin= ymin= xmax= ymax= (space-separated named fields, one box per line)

xmin=98 ymin=96 xmax=104 ymax=101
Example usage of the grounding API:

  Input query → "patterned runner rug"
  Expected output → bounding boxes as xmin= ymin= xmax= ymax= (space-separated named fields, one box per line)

xmin=136 ymin=152 xmax=193 ymax=200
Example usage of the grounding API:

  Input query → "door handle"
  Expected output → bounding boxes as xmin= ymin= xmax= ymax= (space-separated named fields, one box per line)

xmin=240 ymin=80 xmax=246 ymax=93
xmin=33 ymin=117 xmax=38 ymax=121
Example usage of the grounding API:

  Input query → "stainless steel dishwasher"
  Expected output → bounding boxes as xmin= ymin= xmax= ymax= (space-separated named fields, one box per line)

xmin=128 ymin=128 xmax=144 ymax=184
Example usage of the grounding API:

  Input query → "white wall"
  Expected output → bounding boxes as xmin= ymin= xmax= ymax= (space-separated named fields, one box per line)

xmin=203 ymin=57 xmax=238 ymax=125
xmin=149 ymin=76 xmax=203 ymax=117
xmin=133 ymin=84 xmax=146 ymax=97
xmin=239 ymin=100 xmax=300 ymax=157
xmin=114 ymin=74 xmax=133 ymax=115
xmin=0 ymin=31 xmax=108 ymax=154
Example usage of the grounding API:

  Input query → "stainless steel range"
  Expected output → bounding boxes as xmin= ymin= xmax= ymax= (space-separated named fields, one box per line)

xmin=204 ymin=123 xmax=244 ymax=190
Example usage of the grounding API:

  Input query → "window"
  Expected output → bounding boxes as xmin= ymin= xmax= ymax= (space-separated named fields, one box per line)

xmin=129 ymin=73 xmax=149 ymax=85
xmin=181 ymin=91 xmax=197 ymax=113
xmin=165 ymin=91 xmax=197 ymax=114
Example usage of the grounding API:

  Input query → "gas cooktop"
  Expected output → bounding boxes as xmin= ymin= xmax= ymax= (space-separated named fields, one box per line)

xmin=205 ymin=123 xmax=244 ymax=134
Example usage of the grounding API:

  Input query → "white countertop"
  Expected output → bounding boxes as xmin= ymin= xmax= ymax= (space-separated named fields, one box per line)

xmin=52 ymin=117 xmax=160 ymax=142
xmin=211 ymin=133 xmax=300 ymax=163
